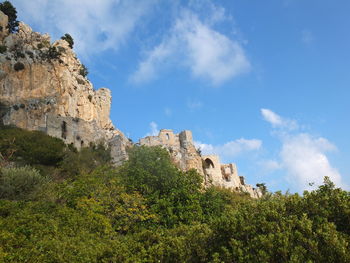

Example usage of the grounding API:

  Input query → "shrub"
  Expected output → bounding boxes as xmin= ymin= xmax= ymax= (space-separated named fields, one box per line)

xmin=0 ymin=1 xmax=19 ymax=33
xmin=79 ymin=64 xmax=88 ymax=77
xmin=0 ymin=45 xmax=7 ymax=53
xmin=0 ymin=166 xmax=48 ymax=200
xmin=61 ymin=33 xmax=74 ymax=48
xmin=59 ymin=143 xmax=112 ymax=177
xmin=47 ymin=46 xmax=61 ymax=60
xmin=0 ymin=126 xmax=66 ymax=166
xmin=13 ymin=61 xmax=24 ymax=71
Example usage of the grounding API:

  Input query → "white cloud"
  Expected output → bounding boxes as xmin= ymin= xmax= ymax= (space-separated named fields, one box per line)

xmin=130 ymin=8 xmax=250 ymax=85
xmin=12 ymin=0 xmax=155 ymax=57
xmin=145 ymin=121 xmax=159 ymax=136
xmin=195 ymin=138 xmax=262 ymax=161
xmin=261 ymin=108 xmax=298 ymax=130
xmin=281 ymin=133 xmax=342 ymax=190
xmin=260 ymin=160 xmax=282 ymax=172
xmin=261 ymin=108 xmax=345 ymax=191
xmin=130 ymin=40 xmax=174 ymax=83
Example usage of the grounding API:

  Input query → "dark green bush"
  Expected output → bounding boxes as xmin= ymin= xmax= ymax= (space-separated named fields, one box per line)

xmin=0 ymin=166 xmax=48 ymax=200
xmin=59 ymin=143 xmax=112 ymax=177
xmin=0 ymin=45 xmax=7 ymax=53
xmin=47 ymin=46 xmax=61 ymax=60
xmin=61 ymin=33 xmax=74 ymax=48
xmin=79 ymin=64 xmax=88 ymax=77
xmin=13 ymin=61 xmax=24 ymax=71
xmin=0 ymin=126 xmax=66 ymax=166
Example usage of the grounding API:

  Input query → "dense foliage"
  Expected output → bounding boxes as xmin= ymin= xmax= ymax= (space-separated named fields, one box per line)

xmin=0 ymin=127 xmax=349 ymax=262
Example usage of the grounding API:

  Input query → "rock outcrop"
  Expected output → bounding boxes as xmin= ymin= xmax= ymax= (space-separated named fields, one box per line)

xmin=0 ymin=13 xmax=262 ymax=197
xmin=140 ymin=129 xmax=262 ymax=198
xmin=0 ymin=14 xmax=130 ymax=165
xmin=0 ymin=10 xmax=8 ymax=41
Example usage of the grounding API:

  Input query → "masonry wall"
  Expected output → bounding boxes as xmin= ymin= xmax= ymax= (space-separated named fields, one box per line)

xmin=140 ymin=129 xmax=262 ymax=198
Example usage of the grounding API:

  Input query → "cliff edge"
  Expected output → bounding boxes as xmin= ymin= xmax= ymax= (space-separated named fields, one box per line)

xmin=0 ymin=11 xmax=130 ymax=165
xmin=0 ymin=11 xmax=261 ymax=197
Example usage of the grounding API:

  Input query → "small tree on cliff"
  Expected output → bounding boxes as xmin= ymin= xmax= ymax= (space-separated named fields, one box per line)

xmin=0 ymin=1 xmax=19 ymax=33
xmin=61 ymin=33 xmax=74 ymax=48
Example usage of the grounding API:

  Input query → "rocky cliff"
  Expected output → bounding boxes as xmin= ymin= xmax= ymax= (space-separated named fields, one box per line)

xmin=0 ymin=11 xmax=130 ymax=165
xmin=0 ymin=12 xmax=261 ymax=197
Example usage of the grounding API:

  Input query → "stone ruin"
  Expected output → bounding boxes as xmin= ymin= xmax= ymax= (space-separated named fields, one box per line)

xmin=140 ymin=129 xmax=262 ymax=198
xmin=0 ymin=11 xmax=261 ymax=197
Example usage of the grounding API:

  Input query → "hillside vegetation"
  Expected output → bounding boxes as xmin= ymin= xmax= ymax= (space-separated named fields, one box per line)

xmin=0 ymin=127 xmax=349 ymax=262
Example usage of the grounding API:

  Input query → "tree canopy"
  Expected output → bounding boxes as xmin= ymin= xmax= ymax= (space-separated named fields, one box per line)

xmin=0 ymin=127 xmax=349 ymax=262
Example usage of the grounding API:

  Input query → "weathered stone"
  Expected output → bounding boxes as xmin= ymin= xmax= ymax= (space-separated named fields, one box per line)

xmin=0 ymin=20 xmax=131 ymax=164
xmin=0 ymin=18 xmax=261 ymax=198
xmin=0 ymin=11 xmax=8 ymax=41
xmin=140 ymin=129 xmax=262 ymax=198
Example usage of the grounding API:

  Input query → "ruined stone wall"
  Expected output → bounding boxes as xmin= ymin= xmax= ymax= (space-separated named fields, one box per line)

xmin=0 ymin=15 xmax=130 ymax=164
xmin=140 ymin=129 xmax=262 ymax=198
xmin=140 ymin=129 xmax=204 ymax=175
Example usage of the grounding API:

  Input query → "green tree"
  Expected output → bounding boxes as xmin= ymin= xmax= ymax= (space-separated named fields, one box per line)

xmin=0 ymin=166 xmax=48 ymax=200
xmin=61 ymin=33 xmax=74 ymax=48
xmin=0 ymin=1 xmax=19 ymax=33
xmin=79 ymin=64 xmax=89 ymax=77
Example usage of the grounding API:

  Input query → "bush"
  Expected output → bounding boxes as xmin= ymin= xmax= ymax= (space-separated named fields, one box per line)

xmin=0 ymin=1 xmax=19 ymax=33
xmin=47 ymin=46 xmax=61 ymax=60
xmin=61 ymin=33 xmax=74 ymax=48
xmin=79 ymin=64 xmax=88 ymax=77
xmin=59 ymin=143 xmax=112 ymax=177
xmin=0 ymin=126 xmax=66 ymax=166
xmin=0 ymin=166 xmax=48 ymax=200
xmin=0 ymin=45 xmax=7 ymax=53
xmin=13 ymin=61 xmax=24 ymax=71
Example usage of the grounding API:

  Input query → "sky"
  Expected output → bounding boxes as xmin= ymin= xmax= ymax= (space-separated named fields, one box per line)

xmin=11 ymin=0 xmax=350 ymax=193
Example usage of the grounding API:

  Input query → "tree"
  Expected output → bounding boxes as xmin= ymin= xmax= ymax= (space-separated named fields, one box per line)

xmin=256 ymin=183 xmax=268 ymax=195
xmin=61 ymin=33 xmax=74 ymax=48
xmin=79 ymin=64 xmax=89 ymax=77
xmin=0 ymin=1 xmax=19 ymax=33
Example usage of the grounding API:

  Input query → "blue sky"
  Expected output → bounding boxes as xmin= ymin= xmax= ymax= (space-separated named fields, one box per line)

xmin=12 ymin=0 xmax=350 ymax=192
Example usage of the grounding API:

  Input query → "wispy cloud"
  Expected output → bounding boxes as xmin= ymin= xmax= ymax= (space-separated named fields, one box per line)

xmin=145 ymin=121 xmax=159 ymax=136
xmin=261 ymin=108 xmax=298 ymax=130
xmin=261 ymin=108 xmax=345 ymax=191
xmin=195 ymin=138 xmax=262 ymax=162
xmin=130 ymin=6 xmax=250 ymax=86
xmin=164 ymin=107 xmax=172 ymax=117
xmin=12 ymin=0 xmax=155 ymax=57
xmin=187 ymin=99 xmax=202 ymax=111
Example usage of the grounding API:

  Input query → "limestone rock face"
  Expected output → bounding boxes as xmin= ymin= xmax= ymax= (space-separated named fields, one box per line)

xmin=0 ymin=11 xmax=8 ymax=41
xmin=140 ymin=129 xmax=262 ymax=198
xmin=0 ymin=20 xmax=130 ymax=164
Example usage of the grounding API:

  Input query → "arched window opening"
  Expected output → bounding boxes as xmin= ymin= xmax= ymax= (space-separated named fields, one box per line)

xmin=166 ymin=133 xmax=170 ymax=140
xmin=204 ymin=158 xmax=215 ymax=169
